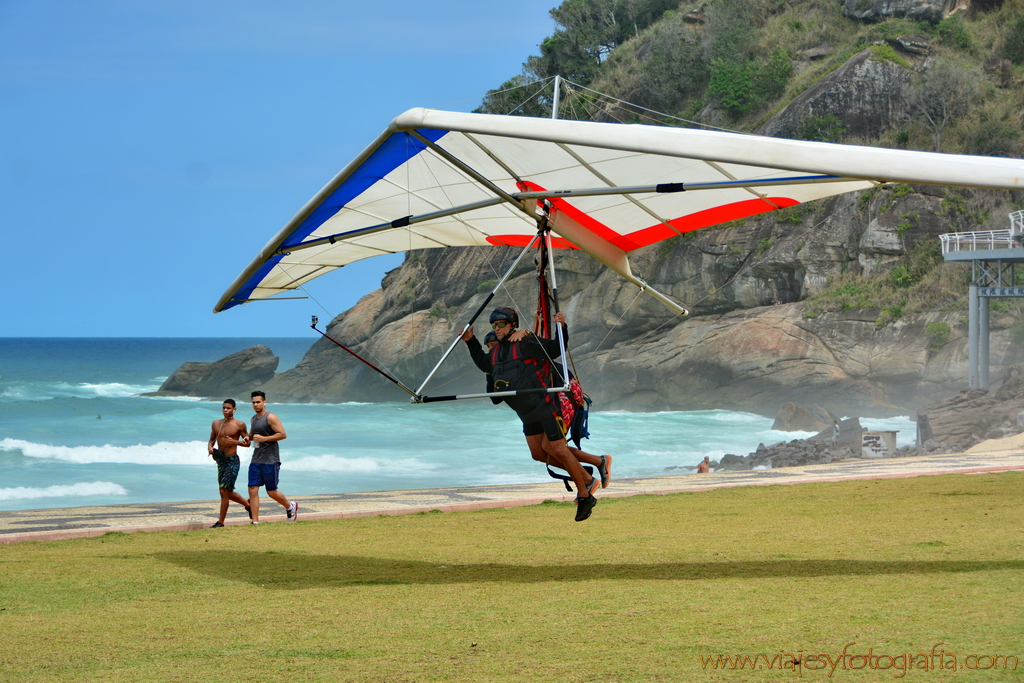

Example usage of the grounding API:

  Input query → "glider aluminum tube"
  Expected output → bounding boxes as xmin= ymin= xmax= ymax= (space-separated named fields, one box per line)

xmin=551 ymin=75 xmax=561 ymax=120
xmin=544 ymin=230 xmax=569 ymax=376
xmin=513 ymin=174 xmax=847 ymax=200
xmin=277 ymin=197 xmax=506 ymax=255
xmin=421 ymin=386 xmax=568 ymax=403
xmin=412 ymin=233 xmax=542 ymax=400
xmin=631 ymin=277 xmax=689 ymax=316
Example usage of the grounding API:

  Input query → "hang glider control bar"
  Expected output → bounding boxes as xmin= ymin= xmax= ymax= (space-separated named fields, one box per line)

xmin=275 ymin=174 xmax=852 ymax=256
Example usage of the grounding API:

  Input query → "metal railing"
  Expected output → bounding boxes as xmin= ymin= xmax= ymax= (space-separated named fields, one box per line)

xmin=940 ymin=210 xmax=1024 ymax=255
xmin=940 ymin=230 xmax=1016 ymax=254
xmin=1010 ymin=209 xmax=1024 ymax=235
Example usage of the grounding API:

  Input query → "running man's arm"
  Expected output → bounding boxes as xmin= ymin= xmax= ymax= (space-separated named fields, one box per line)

xmin=237 ymin=420 xmax=250 ymax=448
xmin=251 ymin=414 xmax=287 ymax=443
xmin=208 ymin=421 xmax=218 ymax=455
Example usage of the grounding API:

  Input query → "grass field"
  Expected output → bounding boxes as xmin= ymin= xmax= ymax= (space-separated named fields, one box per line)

xmin=1 ymin=472 xmax=1022 ymax=682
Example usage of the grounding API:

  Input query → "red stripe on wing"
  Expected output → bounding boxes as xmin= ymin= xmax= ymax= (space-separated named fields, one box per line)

xmin=486 ymin=181 xmax=799 ymax=251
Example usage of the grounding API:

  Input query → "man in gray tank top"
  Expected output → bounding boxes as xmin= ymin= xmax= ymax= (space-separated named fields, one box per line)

xmin=244 ymin=390 xmax=298 ymax=524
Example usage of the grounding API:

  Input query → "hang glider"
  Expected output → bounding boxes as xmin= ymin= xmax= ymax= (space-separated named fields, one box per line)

xmin=215 ymin=108 xmax=1024 ymax=314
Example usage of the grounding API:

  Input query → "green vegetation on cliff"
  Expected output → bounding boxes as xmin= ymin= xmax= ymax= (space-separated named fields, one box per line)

xmin=475 ymin=0 xmax=1024 ymax=329
xmin=482 ymin=0 xmax=1024 ymax=152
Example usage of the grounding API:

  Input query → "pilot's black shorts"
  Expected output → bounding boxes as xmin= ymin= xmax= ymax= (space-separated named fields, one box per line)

xmin=522 ymin=413 xmax=566 ymax=442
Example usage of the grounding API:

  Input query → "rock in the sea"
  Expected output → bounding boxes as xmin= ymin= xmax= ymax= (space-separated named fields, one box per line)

xmin=148 ymin=345 xmax=279 ymax=399
xmin=772 ymin=402 xmax=840 ymax=432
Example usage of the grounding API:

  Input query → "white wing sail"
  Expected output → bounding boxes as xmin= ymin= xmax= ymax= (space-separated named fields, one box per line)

xmin=216 ymin=109 xmax=1024 ymax=313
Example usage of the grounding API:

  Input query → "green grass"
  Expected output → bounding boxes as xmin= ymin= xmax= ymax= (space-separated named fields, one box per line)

xmin=2 ymin=473 xmax=1023 ymax=681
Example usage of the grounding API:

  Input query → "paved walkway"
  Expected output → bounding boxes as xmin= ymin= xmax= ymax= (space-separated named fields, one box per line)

xmin=3 ymin=450 xmax=1023 ymax=546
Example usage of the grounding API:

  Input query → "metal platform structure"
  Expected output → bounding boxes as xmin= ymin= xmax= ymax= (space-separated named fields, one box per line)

xmin=940 ymin=210 xmax=1024 ymax=389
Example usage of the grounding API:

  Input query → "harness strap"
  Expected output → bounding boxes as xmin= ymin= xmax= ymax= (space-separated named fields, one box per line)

xmin=546 ymin=464 xmax=594 ymax=492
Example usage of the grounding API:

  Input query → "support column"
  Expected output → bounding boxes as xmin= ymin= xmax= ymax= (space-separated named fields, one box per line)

xmin=979 ymin=295 xmax=990 ymax=390
xmin=968 ymin=282 xmax=979 ymax=389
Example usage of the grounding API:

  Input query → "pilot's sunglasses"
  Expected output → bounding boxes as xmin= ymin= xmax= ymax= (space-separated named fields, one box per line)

xmin=491 ymin=321 xmax=511 ymax=329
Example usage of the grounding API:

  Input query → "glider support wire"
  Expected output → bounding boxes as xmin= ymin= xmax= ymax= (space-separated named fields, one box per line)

xmin=310 ymin=318 xmax=419 ymax=398
xmin=413 ymin=229 xmax=544 ymax=403
xmin=408 ymin=130 xmax=524 ymax=210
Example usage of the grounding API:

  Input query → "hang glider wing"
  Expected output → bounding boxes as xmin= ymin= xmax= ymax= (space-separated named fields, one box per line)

xmin=215 ymin=108 xmax=1024 ymax=313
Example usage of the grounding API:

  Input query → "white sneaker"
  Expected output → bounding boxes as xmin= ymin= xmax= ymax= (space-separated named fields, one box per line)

xmin=287 ymin=501 xmax=298 ymax=521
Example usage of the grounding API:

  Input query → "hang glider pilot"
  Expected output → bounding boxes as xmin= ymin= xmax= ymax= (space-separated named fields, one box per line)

xmin=481 ymin=328 xmax=603 ymax=475
xmin=462 ymin=307 xmax=609 ymax=522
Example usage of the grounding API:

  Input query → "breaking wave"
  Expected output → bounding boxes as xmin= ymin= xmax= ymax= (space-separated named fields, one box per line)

xmin=0 ymin=439 xmax=440 ymax=474
xmin=287 ymin=454 xmax=439 ymax=473
xmin=0 ymin=439 xmax=211 ymax=466
xmin=0 ymin=481 xmax=129 ymax=501
xmin=0 ymin=380 xmax=161 ymax=401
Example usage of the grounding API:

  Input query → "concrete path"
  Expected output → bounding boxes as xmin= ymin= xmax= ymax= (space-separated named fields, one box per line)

xmin=3 ymin=450 xmax=1022 ymax=546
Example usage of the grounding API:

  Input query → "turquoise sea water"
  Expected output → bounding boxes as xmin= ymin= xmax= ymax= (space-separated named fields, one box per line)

xmin=0 ymin=338 xmax=916 ymax=511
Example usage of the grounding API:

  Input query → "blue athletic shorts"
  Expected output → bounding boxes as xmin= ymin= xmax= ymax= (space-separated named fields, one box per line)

xmin=248 ymin=462 xmax=280 ymax=491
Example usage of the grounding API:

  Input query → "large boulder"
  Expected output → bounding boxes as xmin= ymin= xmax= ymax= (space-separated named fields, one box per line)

xmin=149 ymin=345 xmax=279 ymax=399
xmin=772 ymin=402 xmax=841 ymax=432
xmin=915 ymin=366 xmax=1024 ymax=446
xmin=756 ymin=49 xmax=913 ymax=141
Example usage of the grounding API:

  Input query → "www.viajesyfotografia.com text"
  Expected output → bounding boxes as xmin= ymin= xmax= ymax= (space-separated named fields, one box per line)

xmin=699 ymin=642 xmax=1018 ymax=677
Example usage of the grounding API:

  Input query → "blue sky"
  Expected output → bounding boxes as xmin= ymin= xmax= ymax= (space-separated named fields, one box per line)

xmin=0 ymin=1 xmax=557 ymax=336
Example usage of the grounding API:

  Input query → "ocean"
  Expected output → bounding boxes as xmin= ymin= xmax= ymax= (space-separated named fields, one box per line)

xmin=0 ymin=338 xmax=916 ymax=512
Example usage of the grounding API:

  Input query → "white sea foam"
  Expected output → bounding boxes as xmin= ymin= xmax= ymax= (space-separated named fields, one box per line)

xmin=0 ymin=381 xmax=160 ymax=401
xmin=0 ymin=439 xmax=211 ymax=465
xmin=0 ymin=481 xmax=129 ymax=501
xmin=287 ymin=454 xmax=438 ymax=473
xmin=0 ymin=439 xmax=441 ymax=474
xmin=137 ymin=394 xmax=206 ymax=402
xmin=75 ymin=382 xmax=160 ymax=398
xmin=635 ymin=448 xmax=693 ymax=458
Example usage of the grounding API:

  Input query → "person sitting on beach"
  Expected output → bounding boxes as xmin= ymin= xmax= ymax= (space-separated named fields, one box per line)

xmin=207 ymin=398 xmax=252 ymax=528
xmin=243 ymin=391 xmax=298 ymax=524
xmin=462 ymin=307 xmax=610 ymax=522
xmin=697 ymin=456 xmax=710 ymax=473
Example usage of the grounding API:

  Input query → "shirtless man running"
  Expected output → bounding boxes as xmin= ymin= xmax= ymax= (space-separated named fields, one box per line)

xmin=207 ymin=398 xmax=252 ymax=528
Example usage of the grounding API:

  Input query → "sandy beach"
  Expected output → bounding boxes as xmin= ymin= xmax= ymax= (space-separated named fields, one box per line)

xmin=3 ymin=447 xmax=1022 ymax=546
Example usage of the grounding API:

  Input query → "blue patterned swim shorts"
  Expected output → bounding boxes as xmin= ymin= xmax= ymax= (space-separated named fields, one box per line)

xmin=212 ymin=450 xmax=241 ymax=491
